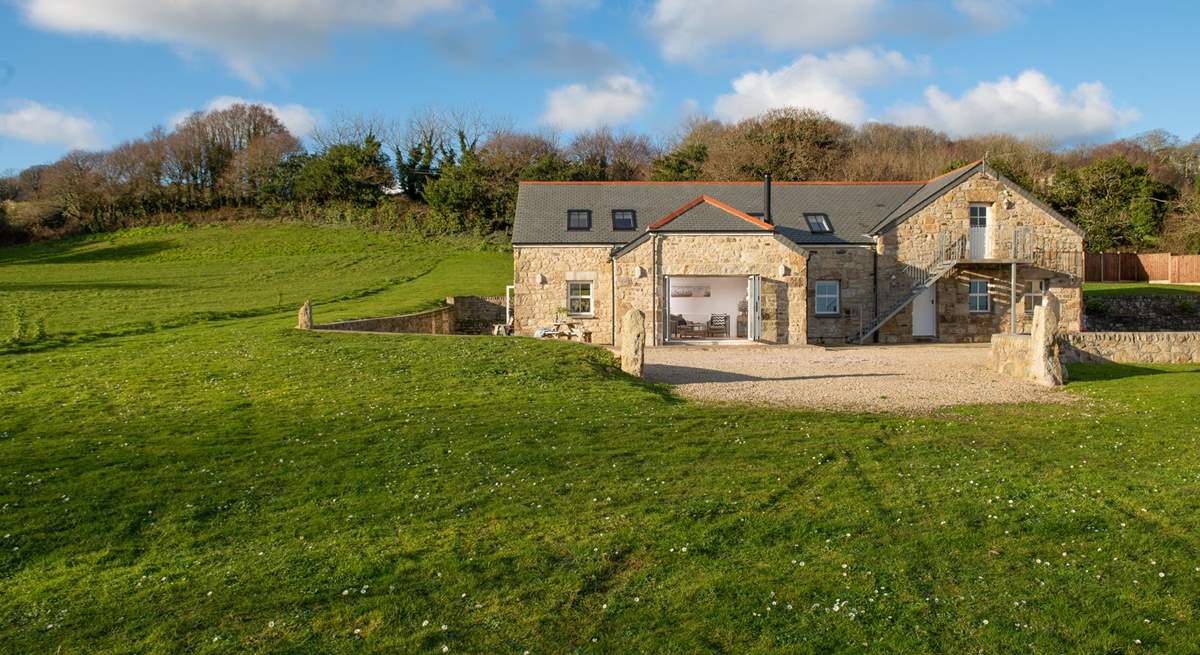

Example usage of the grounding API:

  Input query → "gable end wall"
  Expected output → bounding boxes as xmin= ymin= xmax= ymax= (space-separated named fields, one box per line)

xmin=877 ymin=169 xmax=1083 ymax=342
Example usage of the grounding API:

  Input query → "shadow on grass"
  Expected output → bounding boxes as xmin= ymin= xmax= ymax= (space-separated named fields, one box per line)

xmin=1067 ymin=362 xmax=1200 ymax=382
xmin=643 ymin=363 xmax=899 ymax=384
xmin=5 ymin=240 xmax=178 ymax=265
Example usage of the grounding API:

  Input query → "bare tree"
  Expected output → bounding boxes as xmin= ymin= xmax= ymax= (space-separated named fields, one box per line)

xmin=312 ymin=111 xmax=403 ymax=152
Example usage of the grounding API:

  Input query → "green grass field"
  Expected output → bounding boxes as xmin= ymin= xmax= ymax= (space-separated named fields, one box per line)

xmin=1084 ymin=281 xmax=1200 ymax=297
xmin=2 ymin=224 xmax=1199 ymax=653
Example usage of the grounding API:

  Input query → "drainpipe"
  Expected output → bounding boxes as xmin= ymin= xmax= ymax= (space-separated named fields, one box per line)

xmin=872 ymin=245 xmax=880 ymax=343
xmin=651 ymin=233 xmax=659 ymax=345
xmin=610 ymin=252 xmax=617 ymax=345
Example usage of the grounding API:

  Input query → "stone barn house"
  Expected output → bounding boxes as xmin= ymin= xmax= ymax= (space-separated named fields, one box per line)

xmin=511 ymin=160 xmax=1084 ymax=346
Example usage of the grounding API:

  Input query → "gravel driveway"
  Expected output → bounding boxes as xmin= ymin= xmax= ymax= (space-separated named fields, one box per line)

xmin=643 ymin=343 xmax=1073 ymax=413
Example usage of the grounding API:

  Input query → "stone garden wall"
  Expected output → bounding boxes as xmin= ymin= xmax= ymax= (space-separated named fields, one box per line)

xmin=1060 ymin=332 xmax=1200 ymax=364
xmin=988 ymin=334 xmax=1032 ymax=378
xmin=308 ymin=295 xmax=506 ymax=336
xmin=1084 ymin=295 xmax=1200 ymax=332
xmin=446 ymin=295 xmax=507 ymax=334
xmin=314 ymin=306 xmax=455 ymax=334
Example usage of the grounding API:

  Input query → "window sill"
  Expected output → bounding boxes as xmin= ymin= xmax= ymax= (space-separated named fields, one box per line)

xmin=814 ymin=312 xmax=841 ymax=317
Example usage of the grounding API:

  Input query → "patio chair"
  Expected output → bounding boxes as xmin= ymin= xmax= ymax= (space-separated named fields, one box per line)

xmin=707 ymin=313 xmax=729 ymax=338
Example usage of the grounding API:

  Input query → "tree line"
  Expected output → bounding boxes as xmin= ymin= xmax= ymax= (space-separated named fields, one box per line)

xmin=2 ymin=105 xmax=1198 ymax=252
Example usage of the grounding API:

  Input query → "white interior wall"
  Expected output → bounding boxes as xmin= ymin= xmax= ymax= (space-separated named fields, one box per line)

xmin=667 ymin=276 xmax=747 ymax=338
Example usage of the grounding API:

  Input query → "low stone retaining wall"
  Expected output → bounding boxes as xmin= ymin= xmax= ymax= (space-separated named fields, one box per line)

xmin=1061 ymin=332 xmax=1200 ymax=364
xmin=447 ymin=295 xmax=506 ymax=335
xmin=1085 ymin=295 xmax=1200 ymax=331
xmin=307 ymin=295 xmax=507 ymax=336
xmin=314 ymin=306 xmax=455 ymax=334
xmin=988 ymin=334 xmax=1032 ymax=378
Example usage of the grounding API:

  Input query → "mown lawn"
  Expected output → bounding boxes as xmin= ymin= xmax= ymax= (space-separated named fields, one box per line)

xmin=2 ymin=224 xmax=1199 ymax=653
xmin=0 ymin=222 xmax=508 ymax=349
xmin=1084 ymin=281 xmax=1200 ymax=297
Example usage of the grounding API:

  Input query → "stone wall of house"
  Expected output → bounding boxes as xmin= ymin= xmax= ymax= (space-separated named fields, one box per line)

xmin=988 ymin=333 xmax=1032 ymax=378
xmin=513 ymin=246 xmax=614 ymax=343
xmin=613 ymin=233 xmax=809 ymax=345
xmin=447 ymin=295 xmax=507 ymax=334
xmin=313 ymin=306 xmax=455 ymax=334
xmin=879 ymin=265 xmax=1047 ymax=343
xmin=1060 ymin=332 xmax=1200 ymax=364
xmin=805 ymin=246 xmax=875 ymax=344
xmin=1084 ymin=295 xmax=1200 ymax=332
xmin=875 ymin=168 xmax=1084 ymax=342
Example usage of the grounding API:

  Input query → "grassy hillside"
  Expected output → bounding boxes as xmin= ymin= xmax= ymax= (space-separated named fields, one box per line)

xmin=0 ymin=223 xmax=510 ymax=350
xmin=2 ymin=224 xmax=1199 ymax=653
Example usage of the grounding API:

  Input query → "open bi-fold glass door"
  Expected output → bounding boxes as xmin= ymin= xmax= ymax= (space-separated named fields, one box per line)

xmin=746 ymin=275 xmax=785 ymax=344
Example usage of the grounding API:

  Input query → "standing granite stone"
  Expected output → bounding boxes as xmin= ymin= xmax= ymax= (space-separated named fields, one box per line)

xmin=298 ymin=300 xmax=313 ymax=330
xmin=620 ymin=308 xmax=645 ymax=377
xmin=1028 ymin=294 xmax=1065 ymax=386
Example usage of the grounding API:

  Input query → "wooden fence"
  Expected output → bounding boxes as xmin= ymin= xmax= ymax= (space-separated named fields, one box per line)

xmin=1085 ymin=252 xmax=1200 ymax=283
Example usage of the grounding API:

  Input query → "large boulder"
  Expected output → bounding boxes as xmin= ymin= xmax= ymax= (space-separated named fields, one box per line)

xmin=620 ymin=308 xmax=645 ymax=377
xmin=1028 ymin=293 xmax=1065 ymax=386
xmin=298 ymin=300 xmax=313 ymax=330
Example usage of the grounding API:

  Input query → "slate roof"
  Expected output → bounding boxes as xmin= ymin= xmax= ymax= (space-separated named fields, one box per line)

xmin=512 ymin=180 xmax=924 ymax=247
xmin=649 ymin=195 xmax=775 ymax=232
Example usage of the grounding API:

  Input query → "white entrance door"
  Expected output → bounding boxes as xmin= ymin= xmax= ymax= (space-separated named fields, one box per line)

xmin=913 ymin=286 xmax=936 ymax=337
xmin=969 ymin=204 xmax=990 ymax=259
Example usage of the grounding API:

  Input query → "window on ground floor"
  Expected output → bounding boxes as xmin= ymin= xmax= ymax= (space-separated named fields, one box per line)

xmin=1024 ymin=279 xmax=1047 ymax=314
xmin=814 ymin=280 xmax=840 ymax=315
xmin=567 ymin=281 xmax=593 ymax=315
xmin=968 ymin=279 xmax=990 ymax=312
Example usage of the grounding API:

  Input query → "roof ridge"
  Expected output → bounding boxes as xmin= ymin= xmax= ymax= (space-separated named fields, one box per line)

xmin=518 ymin=179 xmax=928 ymax=186
xmin=647 ymin=194 xmax=774 ymax=231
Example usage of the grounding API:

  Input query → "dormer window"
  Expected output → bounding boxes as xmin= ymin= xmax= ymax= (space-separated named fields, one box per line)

xmin=805 ymin=213 xmax=832 ymax=233
xmin=567 ymin=210 xmax=592 ymax=230
xmin=612 ymin=209 xmax=637 ymax=230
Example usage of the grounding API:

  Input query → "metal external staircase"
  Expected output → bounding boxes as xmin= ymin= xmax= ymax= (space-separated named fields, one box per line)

xmin=850 ymin=234 xmax=966 ymax=344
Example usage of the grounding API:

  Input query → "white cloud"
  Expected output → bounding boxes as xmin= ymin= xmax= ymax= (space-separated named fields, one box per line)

xmin=953 ymin=0 xmax=1025 ymax=31
xmin=887 ymin=69 xmax=1139 ymax=142
xmin=172 ymin=96 xmax=320 ymax=138
xmin=649 ymin=0 xmax=885 ymax=62
xmin=19 ymin=0 xmax=465 ymax=85
xmin=0 ymin=100 xmax=101 ymax=149
xmin=714 ymin=48 xmax=926 ymax=124
xmin=540 ymin=75 xmax=652 ymax=131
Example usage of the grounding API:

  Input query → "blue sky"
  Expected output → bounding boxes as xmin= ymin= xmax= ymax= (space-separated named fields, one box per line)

xmin=1 ymin=0 xmax=1197 ymax=172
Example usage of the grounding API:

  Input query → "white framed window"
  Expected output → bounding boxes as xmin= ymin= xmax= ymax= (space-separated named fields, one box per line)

xmin=567 ymin=281 xmax=593 ymax=315
xmin=805 ymin=213 xmax=833 ymax=233
xmin=1024 ymin=279 xmax=1048 ymax=314
xmin=968 ymin=280 xmax=990 ymax=313
xmin=969 ymin=204 xmax=989 ymax=228
xmin=814 ymin=280 xmax=840 ymax=315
